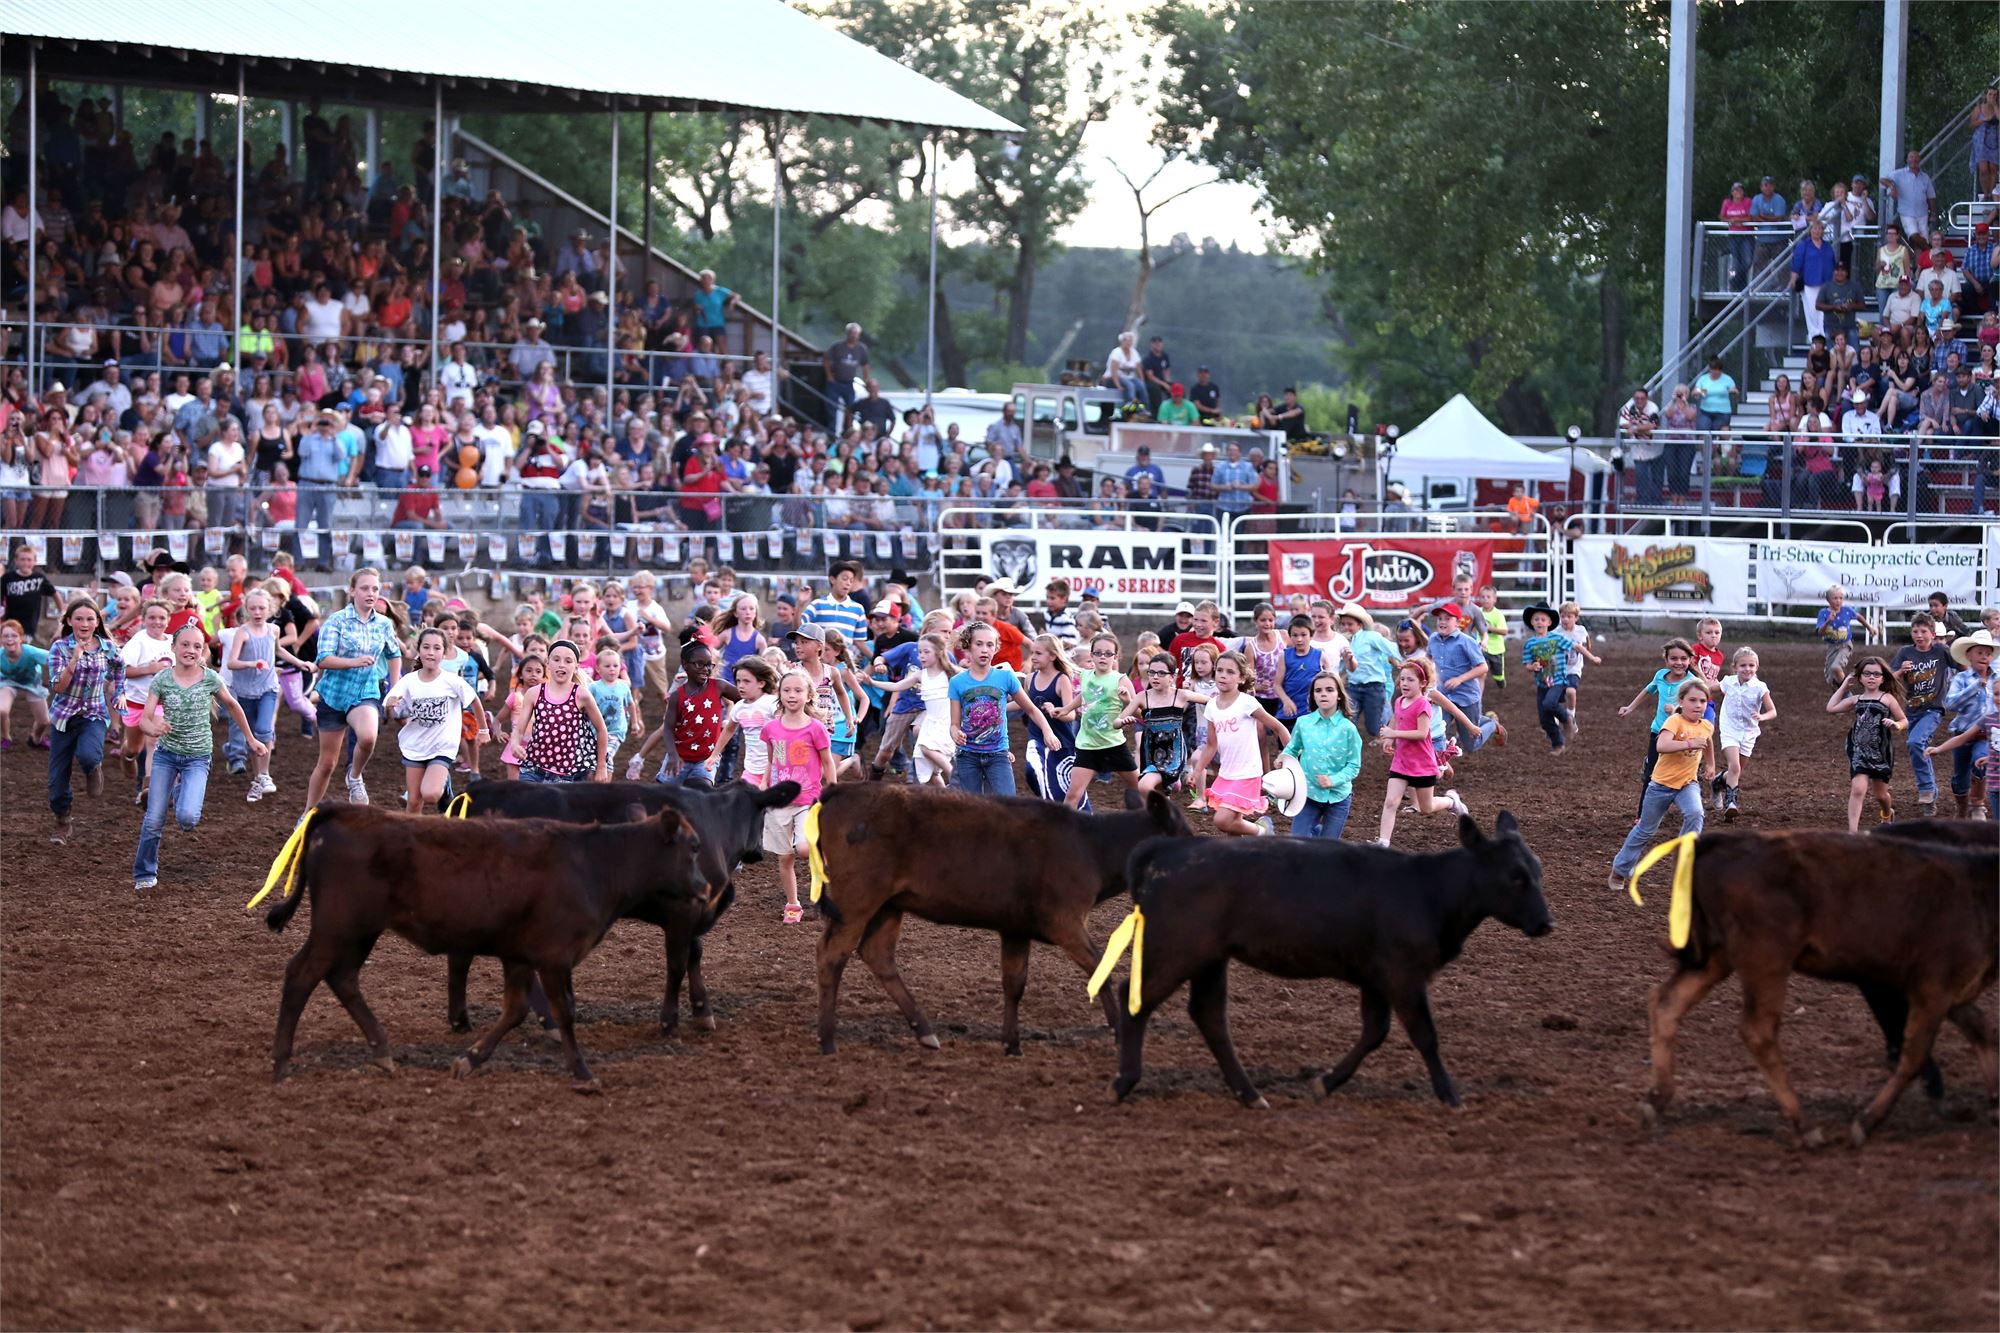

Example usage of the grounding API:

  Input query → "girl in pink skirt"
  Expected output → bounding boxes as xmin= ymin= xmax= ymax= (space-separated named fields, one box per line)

xmin=1188 ymin=650 xmax=1290 ymax=836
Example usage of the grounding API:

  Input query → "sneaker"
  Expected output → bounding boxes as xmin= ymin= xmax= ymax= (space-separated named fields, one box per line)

xmin=345 ymin=774 xmax=369 ymax=805
xmin=624 ymin=757 xmax=644 ymax=781
xmin=1606 ymin=872 xmax=1626 ymax=894
xmin=782 ymin=902 xmax=804 ymax=924
xmin=228 ymin=763 xmax=247 ymax=777
xmin=1485 ymin=714 xmax=1507 ymax=747
xmin=1723 ymin=789 xmax=1739 ymax=823
xmin=246 ymin=784 xmax=263 ymax=803
xmin=258 ymin=774 xmax=278 ymax=795
xmin=133 ymin=876 xmax=157 ymax=893
xmin=1255 ymin=816 xmax=1276 ymax=836
xmin=1918 ymin=797 xmax=1937 ymax=818
xmin=1445 ymin=788 xmax=1470 ymax=816
xmin=1975 ymin=805 xmax=1991 ymax=822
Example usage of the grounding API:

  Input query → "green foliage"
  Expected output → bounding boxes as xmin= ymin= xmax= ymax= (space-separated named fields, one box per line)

xmin=972 ymin=361 xmax=1042 ymax=393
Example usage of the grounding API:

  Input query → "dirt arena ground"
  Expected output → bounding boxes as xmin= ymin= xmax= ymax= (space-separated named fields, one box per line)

xmin=2 ymin=639 xmax=1994 ymax=1331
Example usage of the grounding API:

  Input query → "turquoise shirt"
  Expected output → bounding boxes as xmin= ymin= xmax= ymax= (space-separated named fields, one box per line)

xmin=1283 ymin=709 xmax=1364 ymax=805
xmin=1346 ymin=627 xmax=1398 ymax=687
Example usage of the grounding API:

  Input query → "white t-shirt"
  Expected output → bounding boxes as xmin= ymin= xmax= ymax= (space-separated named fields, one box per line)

xmin=387 ymin=671 xmax=477 ymax=762
xmin=1560 ymin=624 xmax=1590 ymax=677
xmin=1205 ymin=693 xmax=1264 ymax=781
xmin=119 ymin=630 xmax=173 ymax=704
xmin=301 ymin=297 xmax=344 ymax=341
xmin=1719 ymin=675 xmax=1770 ymax=736
xmin=474 ymin=425 xmax=515 ymax=486
xmin=1310 ymin=630 xmax=1351 ymax=672
xmin=206 ymin=438 xmax=246 ymax=487
xmin=731 ymin=694 xmax=780 ymax=780
xmin=742 ymin=368 xmax=774 ymax=414
xmin=1106 ymin=345 xmax=1141 ymax=379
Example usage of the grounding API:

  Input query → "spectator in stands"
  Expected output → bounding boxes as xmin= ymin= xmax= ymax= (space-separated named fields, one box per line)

xmin=1875 ymin=223 xmax=1913 ymax=318
xmin=1125 ymin=444 xmax=1166 ymax=491
xmin=1789 ymin=216 xmax=1836 ymax=342
xmin=854 ymin=379 xmax=895 ymax=438
xmin=743 ymin=349 xmax=784 ymax=415
xmin=1140 ymin=335 xmax=1172 ymax=414
xmin=823 ymin=323 xmax=868 ymax=433
xmin=1271 ymin=386 xmax=1309 ymax=440
xmin=1919 ymin=278 xmax=1954 ymax=338
xmin=1104 ymin=331 xmax=1144 ymax=406
xmin=1973 ymin=87 xmax=2000 ymax=201
xmin=1213 ymin=439 xmax=1256 ymax=519
xmin=1789 ymin=179 xmax=1822 ymax=236
xmin=1156 ymin=382 xmax=1200 ymax=425
xmin=1921 ymin=247 xmax=1963 ymax=309
xmin=1965 ymin=223 xmax=1996 ymax=316
xmin=692 ymin=270 xmax=737 ymax=347
xmin=390 ymin=465 xmax=446 ymax=530
xmin=1749 ymin=176 xmax=1787 ymax=279
xmin=510 ymin=318 xmax=553 ymax=383
xmin=1619 ymin=385 xmax=1665 ymax=506
xmin=1189 ymin=365 xmax=1222 ymax=423
xmin=1186 ymin=441 xmax=1218 ymax=518
xmin=1880 ymin=148 xmax=1936 ymax=249
xmin=1817 ymin=260 xmax=1867 ymax=344
xmin=1718 ymin=181 xmax=1754 ymax=290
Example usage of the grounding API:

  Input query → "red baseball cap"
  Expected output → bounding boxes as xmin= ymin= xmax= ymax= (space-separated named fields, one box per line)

xmin=1432 ymin=602 xmax=1467 ymax=621
xmin=1169 ymin=382 xmax=1186 ymax=397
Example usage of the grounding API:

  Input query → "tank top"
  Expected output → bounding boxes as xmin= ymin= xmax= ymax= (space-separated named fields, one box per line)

xmin=1077 ymin=669 xmax=1127 ymax=750
xmin=721 ymin=624 xmax=762 ymax=673
xmin=1025 ymin=670 xmax=1075 ymax=753
xmin=1139 ymin=701 xmax=1191 ymax=778
xmin=227 ymin=625 xmax=278 ymax=698
xmin=523 ymin=681 xmax=587 ymax=776
xmin=673 ymin=678 xmax=726 ymax=761
xmin=1242 ymin=636 xmax=1284 ymax=698
xmin=1848 ymin=697 xmax=1894 ymax=773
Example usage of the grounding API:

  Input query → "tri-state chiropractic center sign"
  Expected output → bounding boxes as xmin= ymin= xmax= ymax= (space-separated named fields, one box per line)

xmin=974 ymin=530 xmax=1185 ymax=604
xmin=1750 ymin=540 xmax=1983 ymax=608
xmin=1268 ymin=537 xmax=1499 ymax=611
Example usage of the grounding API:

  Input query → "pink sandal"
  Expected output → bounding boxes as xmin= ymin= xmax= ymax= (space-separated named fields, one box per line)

xmin=782 ymin=903 xmax=803 ymax=924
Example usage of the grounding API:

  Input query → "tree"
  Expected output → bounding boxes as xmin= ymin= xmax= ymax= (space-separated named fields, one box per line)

xmin=1105 ymin=156 xmax=1215 ymax=331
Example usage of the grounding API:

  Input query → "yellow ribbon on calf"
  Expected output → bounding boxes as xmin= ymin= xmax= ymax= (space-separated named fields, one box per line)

xmin=804 ymin=802 xmax=829 ymax=904
xmin=1627 ymin=831 xmax=1698 ymax=949
xmin=1085 ymin=907 xmax=1146 ymax=1017
xmin=444 ymin=792 xmax=472 ymax=819
xmin=246 ymin=809 xmax=319 ymax=912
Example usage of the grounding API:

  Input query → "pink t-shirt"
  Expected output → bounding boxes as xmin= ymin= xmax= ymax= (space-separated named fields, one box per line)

xmin=1390 ymin=693 xmax=1439 ymax=778
xmin=765 ymin=715 xmax=830 ymax=806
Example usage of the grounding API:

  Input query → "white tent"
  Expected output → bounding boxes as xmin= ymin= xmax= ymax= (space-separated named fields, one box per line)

xmin=1390 ymin=394 xmax=1609 ymax=481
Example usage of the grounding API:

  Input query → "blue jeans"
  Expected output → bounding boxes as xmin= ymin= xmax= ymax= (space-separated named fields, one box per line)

xmin=1451 ymin=706 xmax=1499 ymax=753
xmin=373 ymin=467 xmax=409 ymax=498
xmin=826 ymin=379 xmax=856 ymax=431
xmin=518 ymin=490 xmax=562 ymax=563
xmin=1613 ymin=780 xmax=1704 ymax=878
xmin=519 ymin=764 xmax=584 ymax=783
xmin=224 ymin=691 xmax=278 ymax=769
xmin=1291 ymin=797 xmax=1351 ymax=840
xmin=47 ymin=716 xmax=106 ymax=819
xmin=1951 ymin=738 xmax=1991 ymax=797
xmin=1905 ymin=710 xmax=1943 ymax=798
xmin=1350 ymin=681 xmax=1386 ymax=739
xmin=1114 ymin=373 xmax=1145 ymax=406
xmin=654 ymin=752 xmax=716 ymax=787
xmin=953 ymin=749 xmax=1016 ymax=797
xmin=1536 ymin=683 xmax=1571 ymax=750
xmin=1634 ymin=454 xmax=1666 ymax=506
xmin=132 ymin=749 xmax=211 ymax=881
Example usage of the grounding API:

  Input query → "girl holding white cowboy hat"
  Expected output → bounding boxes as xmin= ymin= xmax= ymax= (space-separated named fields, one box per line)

xmin=1268 ymin=671 xmax=1365 ymax=840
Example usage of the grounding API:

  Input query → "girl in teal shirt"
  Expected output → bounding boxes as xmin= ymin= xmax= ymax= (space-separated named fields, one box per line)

xmin=1283 ymin=672 xmax=1364 ymax=840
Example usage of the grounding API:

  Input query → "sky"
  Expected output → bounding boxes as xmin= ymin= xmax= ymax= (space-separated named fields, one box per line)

xmin=1054 ymin=32 xmax=1273 ymax=254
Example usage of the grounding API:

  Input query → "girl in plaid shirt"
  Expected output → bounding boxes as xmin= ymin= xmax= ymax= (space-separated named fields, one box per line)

xmin=46 ymin=597 xmax=125 ymax=844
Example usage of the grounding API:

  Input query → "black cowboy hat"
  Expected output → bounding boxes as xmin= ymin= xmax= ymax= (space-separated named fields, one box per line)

xmin=1521 ymin=602 xmax=1560 ymax=633
xmin=142 ymin=550 xmax=191 ymax=575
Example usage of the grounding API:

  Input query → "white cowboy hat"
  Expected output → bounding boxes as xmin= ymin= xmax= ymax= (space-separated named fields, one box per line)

xmin=1261 ymin=753 xmax=1311 ymax=820
xmin=1950 ymin=627 xmax=1998 ymax=667
xmin=1334 ymin=601 xmax=1374 ymax=628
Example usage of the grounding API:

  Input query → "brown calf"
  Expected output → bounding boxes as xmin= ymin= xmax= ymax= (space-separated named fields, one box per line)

xmin=809 ymin=784 xmax=1191 ymax=1055
xmin=1643 ymin=828 xmax=1997 ymax=1146
xmin=263 ymin=803 xmax=702 ymax=1090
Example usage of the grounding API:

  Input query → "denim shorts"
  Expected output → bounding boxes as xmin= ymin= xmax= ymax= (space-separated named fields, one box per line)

xmin=314 ymin=698 xmax=381 ymax=731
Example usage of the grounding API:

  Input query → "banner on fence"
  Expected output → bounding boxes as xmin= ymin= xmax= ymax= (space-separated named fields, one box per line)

xmin=1572 ymin=537 xmax=1751 ymax=614
xmin=1751 ymin=540 xmax=1984 ymax=607
xmin=1267 ymin=537 xmax=1498 ymax=611
xmin=967 ymin=530 xmax=1187 ymax=604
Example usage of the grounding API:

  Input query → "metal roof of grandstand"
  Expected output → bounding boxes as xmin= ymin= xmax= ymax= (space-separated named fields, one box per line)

xmin=5 ymin=0 xmax=1023 ymax=133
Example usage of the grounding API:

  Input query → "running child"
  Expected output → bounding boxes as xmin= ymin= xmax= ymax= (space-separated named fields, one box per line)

xmin=1608 ymin=678 xmax=1714 ymax=892
xmin=305 ymin=567 xmax=403 ymax=809
xmin=1122 ymin=648 xmax=1198 ymax=798
xmin=0 ymin=618 xmax=51 ymax=750
xmin=1067 ymin=632 xmax=1142 ymax=809
xmin=1925 ymin=672 xmax=2000 ymax=822
xmin=589 ymin=644 xmax=635 ymax=769
xmin=1941 ymin=627 xmax=1996 ymax=817
xmin=763 ymin=668 xmax=835 ymax=924
xmin=1274 ymin=615 xmax=1321 ymax=729
xmin=132 ymin=622 xmax=268 ymax=892
xmin=949 ymin=622 xmax=1060 ymax=797
xmin=116 ymin=598 xmax=172 ymax=797
xmin=1188 ymin=650 xmax=1291 ymax=837
xmin=224 ymin=587 xmax=308 ymax=801
xmin=1283 ymin=671 xmax=1364 ymax=840
xmin=1690 ymin=617 xmax=1726 ymax=698
xmin=45 ymin=598 xmax=125 ymax=845
xmin=1556 ymin=602 xmax=1601 ymax=729
xmin=1376 ymin=658 xmax=1468 ymax=845
xmin=1827 ymin=655 xmax=1908 ymax=830
xmin=1519 ymin=603 xmax=1572 ymax=752
xmin=1182 ymin=641 xmax=1222 ymax=808
xmin=1617 ymin=638 xmax=1699 ymax=817
xmin=821 ymin=628 xmax=871 ymax=780
xmin=1337 ymin=603 xmax=1396 ymax=739
xmin=1022 ymin=632 xmax=1081 ymax=802
xmin=1891 ymin=611 xmax=1954 ymax=816
xmin=1307 ymin=600 xmax=1353 ymax=674
xmin=494 ymin=654 xmax=546 ymax=780
xmin=714 ymin=655 xmax=780 ymax=788
xmin=1476 ymin=583 xmax=1508 ymax=692
xmin=445 ymin=615 xmax=494 ymax=774
xmin=1714 ymin=647 xmax=1776 ymax=821
xmin=506 ymin=639 xmax=611 ymax=784
xmin=631 ymin=638 xmax=738 ymax=786
xmin=1168 ymin=601 xmax=1227 ymax=687
xmin=865 ymin=633 xmax=959 ymax=786
xmin=1816 ymin=584 xmax=1858 ymax=685
xmin=381 ymin=626 xmax=480 ymax=814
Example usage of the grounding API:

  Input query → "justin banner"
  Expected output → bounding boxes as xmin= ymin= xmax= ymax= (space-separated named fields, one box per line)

xmin=1572 ymin=537 xmax=1750 ymax=614
xmin=1750 ymin=539 xmax=1983 ymax=608
xmin=1267 ymin=537 xmax=1499 ymax=611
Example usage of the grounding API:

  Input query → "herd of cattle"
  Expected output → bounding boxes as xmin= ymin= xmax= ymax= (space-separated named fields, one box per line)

xmin=256 ymin=778 xmax=1998 ymax=1148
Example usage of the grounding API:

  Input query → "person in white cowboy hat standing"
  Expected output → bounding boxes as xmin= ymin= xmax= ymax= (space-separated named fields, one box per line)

xmin=1937 ymin=627 xmax=1998 ymax=818
xmin=1274 ymin=671 xmax=1365 ymax=839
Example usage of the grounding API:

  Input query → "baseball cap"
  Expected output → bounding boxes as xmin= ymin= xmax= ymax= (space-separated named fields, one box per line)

xmin=1175 ymin=601 xmax=1196 ymax=615
xmin=775 ymin=593 xmax=797 ymax=608
xmin=788 ymin=623 xmax=827 ymax=643
xmin=1170 ymin=382 xmax=1186 ymax=397
xmin=525 ymin=419 xmax=546 ymax=435
xmin=1432 ymin=602 xmax=1467 ymax=621
xmin=102 ymin=357 xmax=118 ymax=367
xmin=869 ymin=600 xmax=899 ymax=617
